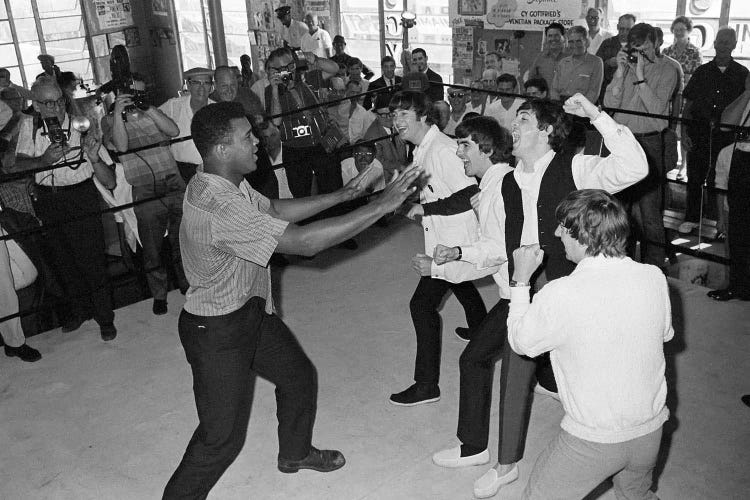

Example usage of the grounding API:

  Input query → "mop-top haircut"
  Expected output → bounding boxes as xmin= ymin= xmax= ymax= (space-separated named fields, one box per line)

xmin=555 ymin=189 xmax=630 ymax=258
xmin=454 ymin=116 xmax=513 ymax=164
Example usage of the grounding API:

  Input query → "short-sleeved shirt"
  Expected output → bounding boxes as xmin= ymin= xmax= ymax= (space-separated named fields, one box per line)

xmin=301 ymin=28 xmax=332 ymax=58
xmin=101 ymin=112 xmax=178 ymax=187
xmin=15 ymin=113 xmax=104 ymax=187
xmin=180 ymin=172 xmax=289 ymax=316
xmin=158 ymin=95 xmax=215 ymax=165
xmin=279 ymin=20 xmax=309 ymax=49
xmin=683 ymin=59 xmax=749 ymax=131
xmin=662 ymin=42 xmax=703 ymax=85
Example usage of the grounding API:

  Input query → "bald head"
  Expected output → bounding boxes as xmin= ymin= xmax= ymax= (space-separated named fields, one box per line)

xmin=715 ymin=27 xmax=738 ymax=59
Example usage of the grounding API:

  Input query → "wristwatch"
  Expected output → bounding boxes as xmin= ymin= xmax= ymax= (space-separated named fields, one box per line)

xmin=509 ymin=280 xmax=530 ymax=287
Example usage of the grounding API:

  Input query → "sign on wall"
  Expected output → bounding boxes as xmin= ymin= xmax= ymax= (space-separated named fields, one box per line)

xmin=452 ymin=0 xmax=586 ymax=31
xmin=92 ymin=0 xmax=134 ymax=30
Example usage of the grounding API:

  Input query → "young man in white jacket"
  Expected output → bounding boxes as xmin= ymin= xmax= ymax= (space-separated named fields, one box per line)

xmin=389 ymin=91 xmax=498 ymax=406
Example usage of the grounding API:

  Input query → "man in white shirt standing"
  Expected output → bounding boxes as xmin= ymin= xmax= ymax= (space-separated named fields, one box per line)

xmin=507 ymin=189 xmax=671 ymax=499
xmin=389 ymin=91 xmax=497 ymax=406
xmin=485 ymin=73 xmax=524 ymax=131
xmin=301 ymin=14 xmax=332 ymax=58
xmin=275 ymin=6 xmax=308 ymax=50
xmin=344 ymin=80 xmax=376 ymax=144
xmin=585 ymin=7 xmax=612 ymax=55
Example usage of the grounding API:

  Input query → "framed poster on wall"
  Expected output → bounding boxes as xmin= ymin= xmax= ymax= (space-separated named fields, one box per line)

xmin=458 ymin=0 xmax=486 ymax=17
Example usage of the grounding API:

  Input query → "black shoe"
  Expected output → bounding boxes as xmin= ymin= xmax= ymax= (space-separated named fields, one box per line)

xmin=152 ymin=299 xmax=168 ymax=315
xmin=707 ymin=288 xmax=750 ymax=301
xmin=4 ymin=344 xmax=42 ymax=362
xmin=455 ymin=327 xmax=471 ymax=342
xmin=100 ymin=323 xmax=117 ymax=341
xmin=389 ymin=383 xmax=440 ymax=406
xmin=336 ymin=238 xmax=358 ymax=250
xmin=742 ymin=395 xmax=750 ymax=408
xmin=61 ymin=316 xmax=86 ymax=333
xmin=278 ymin=447 xmax=346 ymax=473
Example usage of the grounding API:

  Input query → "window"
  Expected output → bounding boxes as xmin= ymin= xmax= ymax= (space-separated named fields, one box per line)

xmin=340 ymin=0 xmax=383 ymax=76
xmin=221 ymin=0 xmax=252 ymax=68
xmin=729 ymin=0 xmax=750 ymax=69
xmin=1 ymin=0 xmax=96 ymax=88
xmin=175 ymin=0 xmax=214 ymax=70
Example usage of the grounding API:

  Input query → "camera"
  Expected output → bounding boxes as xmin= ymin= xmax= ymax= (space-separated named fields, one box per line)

xmin=291 ymin=125 xmax=312 ymax=138
xmin=625 ymin=47 xmax=641 ymax=64
xmin=278 ymin=71 xmax=294 ymax=84
xmin=130 ymin=89 xmax=149 ymax=111
xmin=44 ymin=116 xmax=67 ymax=145
xmin=292 ymin=49 xmax=308 ymax=73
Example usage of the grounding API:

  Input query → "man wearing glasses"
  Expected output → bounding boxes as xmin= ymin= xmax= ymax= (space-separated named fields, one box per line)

xmin=364 ymin=93 xmax=408 ymax=179
xmin=158 ymin=67 xmax=216 ymax=183
xmin=14 ymin=77 xmax=117 ymax=341
xmin=267 ymin=47 xmax=338 ymax=199
xmin=445 ymin=89 xmax=471 ymax=135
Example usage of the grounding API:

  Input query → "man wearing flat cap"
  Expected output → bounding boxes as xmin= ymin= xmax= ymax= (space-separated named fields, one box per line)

xmin=275 ymin=5 xmax=308 ymax=51
xmin=159 ymin=68 xmax=215 ymax=183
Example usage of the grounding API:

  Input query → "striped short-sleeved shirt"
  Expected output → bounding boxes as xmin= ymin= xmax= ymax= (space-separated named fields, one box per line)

xmin=180 ymin=172 xmax=289 ymax=316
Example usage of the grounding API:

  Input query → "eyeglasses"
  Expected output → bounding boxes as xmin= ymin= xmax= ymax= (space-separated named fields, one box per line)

xmin=377 ymin=111 xmax=395 ymax=118
xmin=188 ymin=79 xmax=213 ymax=87
xmin=35 ymin=97 xmax=66 ymax=109
xmin=353 ymin=152 xmax=374 ymax=159
xmin=448 ymin=92 xmax=466 ymax=98
xmin=269 ymin=63 xmax=296 ymax=74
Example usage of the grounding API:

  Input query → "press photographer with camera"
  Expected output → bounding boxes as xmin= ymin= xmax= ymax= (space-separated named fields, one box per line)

xmin=101 ymin=76 xmax=189 ymax=316
xmin=14 ymin=76 xmax=117 ymax=341
xmin=604 ymin=22 xmax=681 ymax=269
xmin=267 ymin=47 xmax=342 ymax=199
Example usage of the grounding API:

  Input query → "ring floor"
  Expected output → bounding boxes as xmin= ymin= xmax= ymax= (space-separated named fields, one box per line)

xmin=2 ymin=218 xmax=749 ymax=499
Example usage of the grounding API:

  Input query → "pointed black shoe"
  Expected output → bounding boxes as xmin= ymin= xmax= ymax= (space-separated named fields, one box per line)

xmin=389 ymin=383 xmax=440 ymax=406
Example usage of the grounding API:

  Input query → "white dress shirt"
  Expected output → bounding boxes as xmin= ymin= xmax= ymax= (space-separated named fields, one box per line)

xmin=588 ymin=29 xmax=613 ymax=55
xmin=158 ymin=95 xmax=215 ymax=165
xmin=348 ymin=104 xmax=376 ymax=144
xmin=414 ymin=125 xmax=493 ymax=283
xmin=15 ymin=113 xmax=112 ymax=187
xmin=444 ymin=108 xmax=470 ymax=136
xmin=269 ymin=147 xmax=293 ymax=199
xmin=460 ymin=162 xmax=514 ymax=298
xmin=485 ymin=97 xmax=524 ymax=131
xmin=514 ymin=112 xmax=648 ymax=248
xmin=508 ymin=255 xmax=672 ymax=444
xmin=279 ymin=20 xmax=309 ymax=48
xmin=340 ymin=157 xmax=386 ymax=192
xmin=300 ymin=28 xmax=332 ymax=58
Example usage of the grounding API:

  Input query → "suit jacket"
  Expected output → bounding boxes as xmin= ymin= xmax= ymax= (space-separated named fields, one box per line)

xmin=363 ymin=120 xmax=407 ymax=176
xmin=363 ymin=75 xmax=403 ymax=110
xmin=425 ymin=68 xmax=444 ymax=102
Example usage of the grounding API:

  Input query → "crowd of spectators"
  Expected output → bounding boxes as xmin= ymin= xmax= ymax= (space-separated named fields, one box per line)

xmin=1 ymin=7 xmax=748 ymax=367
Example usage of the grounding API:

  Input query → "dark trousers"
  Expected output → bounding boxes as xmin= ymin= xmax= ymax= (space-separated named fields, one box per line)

xmin=33 ymin=179 xmax=114 ymax=326
xmin=132 ymin=173 xmax=188 ymax=300
xmin=619 ymin=132 xmax=666 ymax=266
xmin=684 ymin=130 xmax=734 ymax=222
xmin=728 ymin=162 xmax=750 ymax=295
xmin=456 ymin=299 xmax=556 ymax=453
xmin=409 ymin=276 xmax=487 ymax=385
xmin=163 ymin=297 xmax=317 ymax=499
xmin=284 ymin=145 xmax=341 ymax=198
xmin=457 ymin=299 xmax=509 ymax=449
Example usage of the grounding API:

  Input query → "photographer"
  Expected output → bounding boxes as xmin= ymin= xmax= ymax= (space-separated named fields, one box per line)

xmin=604 ymin=23 xmax=681 ymax=269
xmin=101 ymin=77 xmax=189 ymax=315
xmin=267 ymin=47 xmax=340 ymax=198
xmin=14 ymin=77 xmax=117 ymax=341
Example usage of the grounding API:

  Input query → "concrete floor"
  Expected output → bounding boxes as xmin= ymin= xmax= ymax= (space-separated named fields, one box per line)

xmin=2 ymin=218 xmax=749 ymax=500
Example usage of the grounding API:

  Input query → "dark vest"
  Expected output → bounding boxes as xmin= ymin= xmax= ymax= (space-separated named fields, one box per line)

xmin=502 ymin=150 xmax=578 ymax=283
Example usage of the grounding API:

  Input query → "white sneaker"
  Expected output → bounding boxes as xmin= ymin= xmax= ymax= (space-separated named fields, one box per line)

xmin=432 ymin=446 xmax=490 ymax=468
xmin=473 ymin=464 xmax=519 ymax=498
xmin=678 ymin=221 xmax=699 ymax=234
xmin=533 ymin=383 xmax=560 ymax=402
